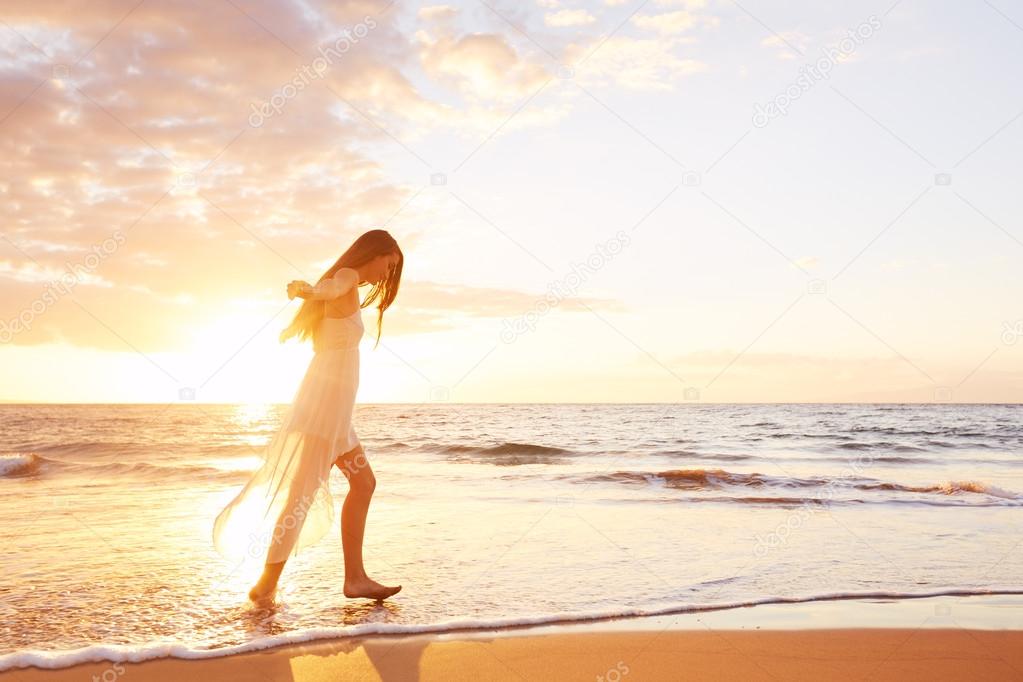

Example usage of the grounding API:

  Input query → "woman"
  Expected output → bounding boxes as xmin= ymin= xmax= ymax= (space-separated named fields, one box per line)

xmin=212 ymin=229 xmax=403 ymax=604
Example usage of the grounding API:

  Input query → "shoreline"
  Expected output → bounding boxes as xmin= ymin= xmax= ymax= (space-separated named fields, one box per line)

xmin=8 ymin=629 xmax=1023 ymax=682
xmin=4 ymin=593 xmax=1023 ymax=680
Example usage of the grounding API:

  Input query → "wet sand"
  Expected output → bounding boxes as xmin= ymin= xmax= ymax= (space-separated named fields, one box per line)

xmin=6 ymin=594 xmax=1023 ymax=682
xmin=4 ymin=627 xmax=1023 ymax=681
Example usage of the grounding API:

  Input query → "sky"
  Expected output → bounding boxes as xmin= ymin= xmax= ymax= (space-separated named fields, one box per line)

xmin=0 ymin=0 xmax=1021 ymax=404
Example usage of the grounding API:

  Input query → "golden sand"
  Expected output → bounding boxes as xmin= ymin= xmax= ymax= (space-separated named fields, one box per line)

xmin=5 ymin=627 xmax=1023 ymax=681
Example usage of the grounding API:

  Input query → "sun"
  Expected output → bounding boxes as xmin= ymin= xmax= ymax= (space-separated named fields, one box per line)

xmin=178 ymin=309 xmax=312 ymax=403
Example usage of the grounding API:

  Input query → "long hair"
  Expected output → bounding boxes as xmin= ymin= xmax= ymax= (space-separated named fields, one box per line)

xmin=280 ymin=229 xmax=402 ymax=350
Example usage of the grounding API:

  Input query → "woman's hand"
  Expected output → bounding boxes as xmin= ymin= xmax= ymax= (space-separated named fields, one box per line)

xmin=287 ymin=280 xmax=311 ymax=300
xmin=287 ymin=270 xmax=355 ymax=301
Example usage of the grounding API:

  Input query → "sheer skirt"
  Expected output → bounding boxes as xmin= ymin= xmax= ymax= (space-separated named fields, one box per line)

xmin=213 ymin=315 xmax=362 ymax=565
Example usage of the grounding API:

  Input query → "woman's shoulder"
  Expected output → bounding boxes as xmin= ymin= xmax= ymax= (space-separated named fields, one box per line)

xmin=332 ymin=267 xmax=359 ymax=287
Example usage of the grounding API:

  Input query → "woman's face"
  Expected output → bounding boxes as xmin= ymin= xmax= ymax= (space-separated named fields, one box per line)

xmin=370 ymin=251 xmax=399 ymax=285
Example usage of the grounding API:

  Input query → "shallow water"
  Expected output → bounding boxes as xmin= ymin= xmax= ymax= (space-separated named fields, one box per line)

xmin=1 ymin=403 xmax=1021 ymax=669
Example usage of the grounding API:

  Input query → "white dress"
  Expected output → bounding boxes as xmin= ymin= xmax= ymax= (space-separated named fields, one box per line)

xmin=213 ymin=308 xmax=364 ymax=565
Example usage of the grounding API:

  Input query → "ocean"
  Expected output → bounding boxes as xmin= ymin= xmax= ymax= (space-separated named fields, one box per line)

xmin=1 ymin=402 xmax=1021 ymax=670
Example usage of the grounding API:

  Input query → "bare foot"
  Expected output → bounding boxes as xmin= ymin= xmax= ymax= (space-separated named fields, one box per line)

xmin=248 ymin=583 xmax=276 ymax=606
xmin=343 ymin=576 xmax=402 ymax=601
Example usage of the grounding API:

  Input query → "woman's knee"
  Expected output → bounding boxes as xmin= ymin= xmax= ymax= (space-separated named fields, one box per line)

xmin=337 ymin=448 xmax=375 ymax=494
xmin=335 ymin=443 xmax=366 ymax=470
xmin=352 ymin=468 xmax=376 ymax=495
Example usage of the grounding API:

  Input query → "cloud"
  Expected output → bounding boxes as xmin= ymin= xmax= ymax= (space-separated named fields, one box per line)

xmin=631 ymin=10 xmax=698 ymax=34
xmin=417 ymin=31 xmax=550 ymax=103
xmin=370 ymin=280 xmax=628 ymax=337
xmin=0 ymin=260 xmax=113 ymax=287
xmin=0 ymin=0 xmax=446 ymax=352
xmin=0 ymin=0 xmax=712 ymax=355
xmin=418 ymin=5 xmax=458 ymax=22
xmin=654 ymin=0 xmax=708 ymax=8
xmin=761 ymin=31 xmax=811 ymax=59
xmin=794 ymin=256 xmax=819 ymax=270
xmin=411 ymin=5 xmax=578 ymax=134
xmin=560 ymin=1 xmax=717 ymax=89
xmin=567 ymin=36 xmax=708 ymax=90
xmin=544 ymin=9 xmax=597 ymax=27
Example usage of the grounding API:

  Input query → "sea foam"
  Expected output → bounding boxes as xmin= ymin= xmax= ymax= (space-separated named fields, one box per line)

xmin=3 ymin=588 xmax=1022 ymax=671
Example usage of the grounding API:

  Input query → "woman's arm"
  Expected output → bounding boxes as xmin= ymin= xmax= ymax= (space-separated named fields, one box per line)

xmin=288 ymin=268 xmax=358 ymax=301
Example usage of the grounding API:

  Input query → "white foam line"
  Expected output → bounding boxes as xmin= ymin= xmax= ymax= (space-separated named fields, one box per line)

xmin=4 ymin=588 xmax=1023 ymax=671
xmin=0 ymin=453 xmax=37 ymax=477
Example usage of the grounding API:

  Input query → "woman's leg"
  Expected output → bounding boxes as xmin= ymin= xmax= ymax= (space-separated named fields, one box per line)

xmin=249 ymin=437 xmax=326 ymax=604
xmin=249 ymin=560 xmax=286 ymax=604
xmin=334 ymin=443 xmax=401 ymax=600
xmin=249 ymin=474 xmax=309 ymax=603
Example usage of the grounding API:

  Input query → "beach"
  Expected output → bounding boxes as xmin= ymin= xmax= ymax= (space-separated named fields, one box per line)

xmin=2 ymin=403 xmax=1021 ymax=676
xmin=5 ymin=596 xmax=1023 ymax=680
